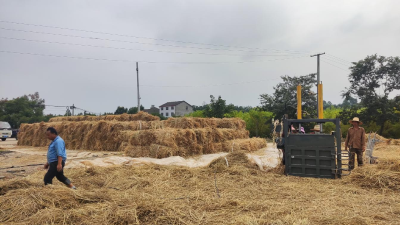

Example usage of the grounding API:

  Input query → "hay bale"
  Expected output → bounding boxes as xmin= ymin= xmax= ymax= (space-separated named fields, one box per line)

xmin=49 ymin=111 xmax=160 ymax=122
xmin=221 ymin=138 xmax=267 ymax=152
xmin=122 ymin=128 xmax=251 ymax=157
xmin=17 ymin=116 xmax=263 ymax=158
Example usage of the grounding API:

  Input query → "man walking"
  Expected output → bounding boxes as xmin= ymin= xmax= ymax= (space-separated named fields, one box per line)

xmin=345 ymin=117 xmax=366 ymax=170
xmin=44 ymin=127 xmax=76 ymax=189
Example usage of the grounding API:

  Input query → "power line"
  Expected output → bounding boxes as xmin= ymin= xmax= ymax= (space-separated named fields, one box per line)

xmin=321 ymin=60 xmax=349 ymax=71
xmin=0 ymin=50 xmax=308 ymax=64
xmin=0 ymin=36 xmax=308 ymax=57
xmin=140 ymin=73 xmax=315 ymax=88
xmin=326 ymin=54 xmax=353 ymax=64
xmin=324 ymin=56 xmax=352 ymax=67
xmin=0 ymin=27 xmax=308 ymax=55
xmin=140 ymin=78 xmax=282 ymax=88
xmin=0 ymin=20 xmax=309 ymax=54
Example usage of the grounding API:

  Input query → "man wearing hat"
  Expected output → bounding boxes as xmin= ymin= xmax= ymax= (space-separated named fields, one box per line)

xmin=310 ymin=125 xmax=321 ymax=134
xmin=345 ymin=117 xmax=366 ymax=170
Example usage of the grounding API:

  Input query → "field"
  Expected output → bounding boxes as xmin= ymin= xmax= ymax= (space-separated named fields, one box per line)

xmin=1 ymin=138 xmax=400 ymax=224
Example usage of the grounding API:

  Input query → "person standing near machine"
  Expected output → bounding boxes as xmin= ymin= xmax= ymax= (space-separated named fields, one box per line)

xmin=345 ymin=117 xmax=366 ymax=170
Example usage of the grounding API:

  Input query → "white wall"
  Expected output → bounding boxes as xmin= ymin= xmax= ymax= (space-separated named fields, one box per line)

xmin=159 ymin=106 xmax=176 ymax=117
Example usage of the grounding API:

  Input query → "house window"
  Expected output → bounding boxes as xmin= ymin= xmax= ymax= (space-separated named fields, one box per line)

xmin=171 ymin=112 xmax=175 ymax=117
xmin=171 ymin=106 xmax=174 ymax=110
xmin=186 ymin=106 xmax=189 ymax=111
xmin=166 ymin=107 xmax=169 ymax=110
xmin=160 ymin=107 xmax=163 ymax=110
xmin=161 ymin=113 xmax=163 ymax=116
xmin=166 ymin=112 xmax=169 ymax=116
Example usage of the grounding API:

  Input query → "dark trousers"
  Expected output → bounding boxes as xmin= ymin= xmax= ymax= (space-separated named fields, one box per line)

xmin=44 ymin=161 xmax=71 ymax=186
xmin=349 ymin=148 xmax=363 ymax=169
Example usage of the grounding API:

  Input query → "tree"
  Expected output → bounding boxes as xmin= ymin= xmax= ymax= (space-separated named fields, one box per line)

xmin=342 ymin=55 xmax=400 ymax=135
xmin=114 ymin=106 xmax=128 ymax=115
xmin=127 ymin=105 xmax=144 ymax=114
xmin=260 ymin=74 xmax=317 ymax=119
xmin=225 ymin=109 xmax=273 ymax=137
xmin=192 ymin=105 xmax=208 ymax=111
xmin=233 ymin=106 xmax=253 ymax=112
xmin=338 ymin=96 xmax=358 ymax=109
xmin=0 ymin=92 xmax=50 ymax=128
xmin=203 ymin=95 xmax=234 ymax=118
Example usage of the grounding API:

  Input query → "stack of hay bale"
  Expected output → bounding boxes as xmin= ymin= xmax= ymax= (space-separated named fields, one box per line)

xmin=17 ymin=112 xmax=266 ymax=158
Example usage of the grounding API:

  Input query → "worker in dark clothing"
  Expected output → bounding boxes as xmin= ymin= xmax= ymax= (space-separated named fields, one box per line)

xmin=345 ymin=117 xmax=366 ymax=170
xmin=44 ymin=127 xmax=76 ymax=189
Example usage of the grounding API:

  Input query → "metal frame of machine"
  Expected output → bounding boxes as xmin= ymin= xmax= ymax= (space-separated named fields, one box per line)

xmin=283 ymin=118 xmax=349 ymax=179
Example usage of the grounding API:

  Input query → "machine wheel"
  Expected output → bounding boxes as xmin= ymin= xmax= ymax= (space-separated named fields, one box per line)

xmin=1 ymin=138 xmax=6 ymax=141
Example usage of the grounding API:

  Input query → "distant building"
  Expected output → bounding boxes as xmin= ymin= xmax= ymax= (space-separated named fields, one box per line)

xmin=159 ymin=101 xmax=193 ymax=117
xmin=143 ymin=105 xmax=159 ymax=115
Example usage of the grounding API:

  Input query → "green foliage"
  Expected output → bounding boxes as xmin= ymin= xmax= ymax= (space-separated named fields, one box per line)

xmin=343 ymin=54 xmax=400 ymax=135
xmin=203 ymin=95 xmax=234 ymax=118
xmin=127 ymin=105 xmax=144 ymax=114
xmin=260 ymin=74 xmax=317 ymax=119
xmin=192 ymin=105 xmax=207 ymax=111
xmin=225 ymin=109 xmax=273 ymax=138
xmin=114 ymin=106 xmax=128 ymax=115
xmin=186 ymin=110 xmax=205 ymax=118
xmin=0 ymin=92 xmax=50 ymax=128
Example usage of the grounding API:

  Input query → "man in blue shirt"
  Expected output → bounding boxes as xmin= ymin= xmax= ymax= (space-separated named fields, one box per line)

xmin=44 ymin=127 xmax=76 ymax=189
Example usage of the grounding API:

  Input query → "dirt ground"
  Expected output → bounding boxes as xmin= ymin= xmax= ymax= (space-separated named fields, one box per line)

xmin=0 ymin=139 xmax=123 ymax=179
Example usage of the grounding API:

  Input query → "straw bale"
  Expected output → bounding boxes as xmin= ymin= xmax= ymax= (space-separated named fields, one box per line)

xmin=162 ymin=117 xmax=246 ymax=129
xmin=49 ymin=111 xmax=160 ymax=122
xmin=18 ymin=117 xmax=250 ymax=152
xmin=221 ymin=138 xmax=267 ymax=152
xmin=122 ymin=128 xmax=251 ymax=157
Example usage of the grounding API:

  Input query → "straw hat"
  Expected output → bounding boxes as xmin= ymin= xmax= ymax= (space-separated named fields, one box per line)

xmin=310 ymin=125 xmax=321 ymax=131
xmin=349 ymin=117 xmax=363 ymax=125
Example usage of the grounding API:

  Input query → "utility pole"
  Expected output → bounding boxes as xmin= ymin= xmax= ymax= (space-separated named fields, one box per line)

xmin=311 ymin=52 xmax=325 ymax=132
xmin=136 ymin=62 xmax=141 ymax=112
xmin=310 ymin=52 xmax=325 ymax=118
xmin=71 ymin=104 xmax=75 ymax=116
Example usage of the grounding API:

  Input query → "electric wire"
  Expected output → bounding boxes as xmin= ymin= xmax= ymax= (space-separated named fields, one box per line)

xmin=0 ymin=36 xmax=309 ymax=57
xmin=321 ymin=59 xmax=349 ymax=71
xmin=0 ymin=50 xmax=309 ymax=64
xmin=0 ymin=20 xmax=309 ymax=54
xmin=0 ymin=27 xmax=307 ymax=54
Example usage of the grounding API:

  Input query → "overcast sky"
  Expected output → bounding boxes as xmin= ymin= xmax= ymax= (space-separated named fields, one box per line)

xmin=1 ymin=0 xmax=399 ymax=115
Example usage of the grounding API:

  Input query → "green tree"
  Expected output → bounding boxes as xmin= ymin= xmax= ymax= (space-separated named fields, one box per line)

xmin=186 ymin=110 xmax=205 ymax=118
xmin=260 ymin=74 xmax=317 ymax=120
xmin=114 ymin=106 xmax=128 ymax=115
xmin=225 ymin=109 xmax=273 ymax=138
xmin=203 ymin=95 xmax=234 ymax=118
xmin=127 ymin=105 xmax=144 ymax=114
xmin=342 ymin=54 xmax=400 ymax=135
xmin=0 ymin=92 xmax=48 ymax=128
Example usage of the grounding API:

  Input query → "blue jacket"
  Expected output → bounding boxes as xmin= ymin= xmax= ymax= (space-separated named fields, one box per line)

xmin=47 ymin=136 xmax=67 ymax=163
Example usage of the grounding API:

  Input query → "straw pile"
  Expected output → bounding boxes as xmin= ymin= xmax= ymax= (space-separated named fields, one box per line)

xmin=48 ymin=111 xmax=160 ymax=122
xmin=2 ymin=145 xmax=400 ymax=224
xmin=18 ymin=112 xmax=265 ymax=157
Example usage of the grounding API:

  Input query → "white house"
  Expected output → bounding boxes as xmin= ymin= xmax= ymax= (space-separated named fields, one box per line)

xmin=159 ymin=101 xmax=193 ymax=118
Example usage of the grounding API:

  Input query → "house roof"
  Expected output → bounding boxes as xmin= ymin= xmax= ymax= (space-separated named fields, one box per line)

xmin=159 ymin=101 xmax=192 ymax=107
xmin=143 ymin=107 xmax=159 ymax=114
